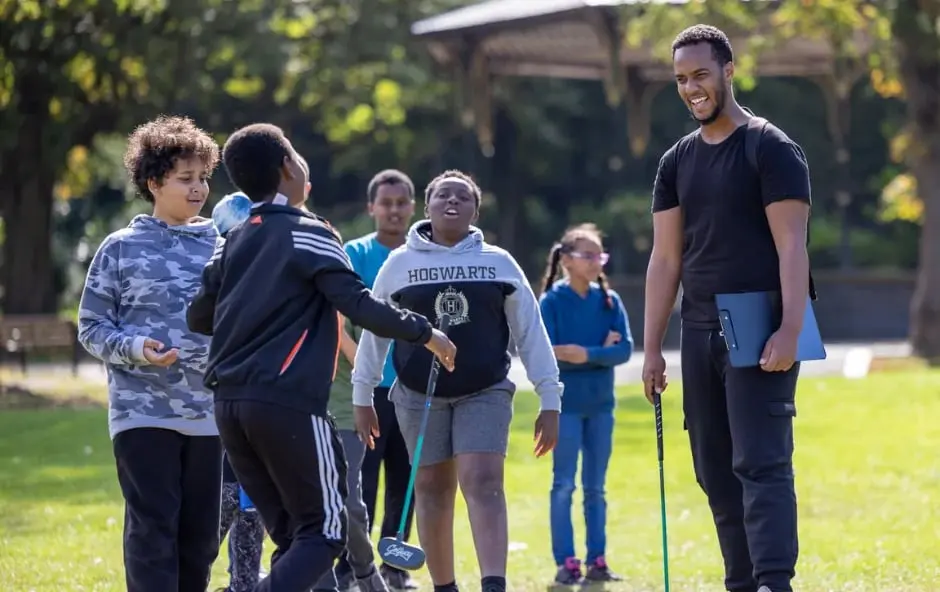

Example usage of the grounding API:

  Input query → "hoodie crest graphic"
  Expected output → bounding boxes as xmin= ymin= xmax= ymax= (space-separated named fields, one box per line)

xmin=434 ymin=285 xmax=470 ymax=326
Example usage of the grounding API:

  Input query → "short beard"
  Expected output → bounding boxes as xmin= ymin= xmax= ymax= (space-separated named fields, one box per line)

xmin=689 ymin=84 xmax=726 ymax=126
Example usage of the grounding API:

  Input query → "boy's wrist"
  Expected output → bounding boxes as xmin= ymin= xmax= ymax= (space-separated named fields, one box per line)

xmin=130 ymin=336 xmax=149 ymax=363
xmin=352 ymin=383 xmax=374 ymax=406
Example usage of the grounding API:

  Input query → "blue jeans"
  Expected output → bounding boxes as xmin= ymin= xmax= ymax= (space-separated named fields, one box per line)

xmin=549 ymin=412 xmax=615 ymax=566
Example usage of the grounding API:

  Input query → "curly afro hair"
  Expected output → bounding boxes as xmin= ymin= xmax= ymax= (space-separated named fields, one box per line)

xmin=423 ymin=169 xmax=481 ymax=206
xmin=123 ymin=115 xmax=220 ymax=203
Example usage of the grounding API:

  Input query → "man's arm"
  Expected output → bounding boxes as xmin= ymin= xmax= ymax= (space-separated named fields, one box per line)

xmin=504 ymin=255 xmax=563 ymax=412
xmin=586 ymin=293 xmax=634 ymax=367
xmin=77 ymin=238 xmax=150 ymax=366
xmin=644 ymin=148 xmax=683 ymax=354
xmin=187 ymin=238 xmax=225 ymax=336
xmin=759 ymin=129 xmax=813 ymax=334
xmin=290 ymin=223 xmax=432 ymax=344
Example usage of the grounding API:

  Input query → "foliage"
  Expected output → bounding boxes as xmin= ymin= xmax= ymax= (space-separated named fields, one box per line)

xmin=880 ymin=173 xmax=922 ymax=223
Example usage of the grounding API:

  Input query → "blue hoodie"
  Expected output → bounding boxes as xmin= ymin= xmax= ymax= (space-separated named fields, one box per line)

xmin=77 ymin=214 xmax=218 ymax=439
xmin=539 ymin=280 xmax=633 ymax=415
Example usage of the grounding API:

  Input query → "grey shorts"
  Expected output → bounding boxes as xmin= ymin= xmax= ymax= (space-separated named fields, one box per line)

xmin=390 ymin=377 xmax=515 ymax=467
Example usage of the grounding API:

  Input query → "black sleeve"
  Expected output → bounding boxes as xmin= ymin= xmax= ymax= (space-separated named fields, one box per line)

xmin=758 ymin=125 xmax=812 ymax=207
xmin=651 ymin=144 xmax=680 ymax=213
xmin=289 ymin=223 xmax=432 ymax=344
xmin=314 ymin=269 xmax=432 ymax=344
xmin=187 ymin=239 xmax=224 ymax=336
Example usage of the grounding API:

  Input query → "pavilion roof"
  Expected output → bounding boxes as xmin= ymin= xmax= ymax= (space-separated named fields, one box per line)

xmin=412 ymin=0 xmax=845 ymax=80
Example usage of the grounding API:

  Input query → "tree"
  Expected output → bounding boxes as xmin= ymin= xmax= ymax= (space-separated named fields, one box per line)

xmin=0 ymin=0 xmax=271 ymax=313
xmin=891 ymin=0 xmax=940 ymax=359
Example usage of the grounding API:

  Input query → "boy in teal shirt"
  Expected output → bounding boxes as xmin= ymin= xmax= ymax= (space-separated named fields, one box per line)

xmin=346 ymin=169 xmax=418 ymax=590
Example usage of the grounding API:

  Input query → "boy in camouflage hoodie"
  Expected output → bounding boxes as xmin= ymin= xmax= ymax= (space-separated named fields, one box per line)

xmin=77 ymin=116 xmax=223 ymax=592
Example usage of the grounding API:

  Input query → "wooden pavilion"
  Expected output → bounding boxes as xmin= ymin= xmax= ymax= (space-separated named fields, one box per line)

xmin=410 ymin=0 xmax=868 ymax=164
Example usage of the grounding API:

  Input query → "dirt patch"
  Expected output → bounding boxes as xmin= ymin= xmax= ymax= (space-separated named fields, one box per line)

xmin=869 ymin=356 xmax=929 ymax=374
xmin=0 ymin=383 xmax=104 ymax=410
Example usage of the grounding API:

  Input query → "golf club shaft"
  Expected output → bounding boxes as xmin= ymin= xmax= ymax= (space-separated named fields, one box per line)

xmin=395 ymin=314 xmax=451 ymax=540
xmin=654 ymin=392 xmax=670 ymax=592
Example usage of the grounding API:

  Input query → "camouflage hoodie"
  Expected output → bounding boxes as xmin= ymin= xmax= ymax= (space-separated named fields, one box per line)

xmin=78 ymin=214 xmax=219 ymax=439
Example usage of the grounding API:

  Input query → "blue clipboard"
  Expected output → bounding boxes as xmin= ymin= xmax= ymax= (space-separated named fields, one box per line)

xmin=715 ymin=291 xmax=826 ymax=368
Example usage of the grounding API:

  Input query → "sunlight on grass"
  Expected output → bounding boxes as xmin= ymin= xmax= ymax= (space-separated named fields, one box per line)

xmin=1 ymin=370 xmax=939 ymax=591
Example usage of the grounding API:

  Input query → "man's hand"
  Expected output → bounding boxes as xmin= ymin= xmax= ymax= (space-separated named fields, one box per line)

xmin=354 ymin=405 xmax=381 ymax=450
xmin=641 ymin=350 xmax=668 ymax=404
xmin=553 ymin=345 xmax=588 ymax=364
xmin=142 ymin=338 xmax=179 ymax=367
xmin=760 ymin=327 xmax=799 ymax=372
xmin=424 ymin=328 xmax=457 ymax=372
xmin=604 ymin=331 xmax=622 ymax=347
xmin=533 ymin=410 xmax=560 ymax=457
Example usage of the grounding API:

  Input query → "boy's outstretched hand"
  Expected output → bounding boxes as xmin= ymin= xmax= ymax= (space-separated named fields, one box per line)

xmin=142 ymin=338 xmax=179 ymax=367
xmin=533 ymin=410 xmax=560 ymax=457
xmin=424 ymin=328 xmax=457 ymax=372
xmin=354 ymin=405 xmax=381 ymax=450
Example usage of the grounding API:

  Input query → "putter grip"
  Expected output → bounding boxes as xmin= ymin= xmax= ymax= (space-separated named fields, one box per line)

xmin=654 ymin=393 xmax=664 ymax=462
xmin=438 ymin=313 xmax=451 ymax=333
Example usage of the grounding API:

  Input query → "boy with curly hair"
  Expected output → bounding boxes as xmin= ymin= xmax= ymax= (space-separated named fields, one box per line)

xmin=77 ymin=115 xmax=224 ymax=592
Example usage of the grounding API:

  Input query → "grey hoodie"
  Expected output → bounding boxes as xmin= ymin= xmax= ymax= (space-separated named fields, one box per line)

xmin=351 ymin=220 xmax=563 ymax=410
xmin=77 ymin=214 xmax=218 ymax=439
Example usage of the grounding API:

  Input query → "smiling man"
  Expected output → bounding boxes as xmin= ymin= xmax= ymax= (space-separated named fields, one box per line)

xmin=641 ymin=25 xmax=812 ymax=592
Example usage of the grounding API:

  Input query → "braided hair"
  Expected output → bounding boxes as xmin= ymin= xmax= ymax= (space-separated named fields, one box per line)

xmin=540 ymin=223 xmax=613 ymax=310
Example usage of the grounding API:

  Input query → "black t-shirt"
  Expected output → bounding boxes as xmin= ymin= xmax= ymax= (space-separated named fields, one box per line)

xmin=651 ymin=121 xmax=811 ymax=328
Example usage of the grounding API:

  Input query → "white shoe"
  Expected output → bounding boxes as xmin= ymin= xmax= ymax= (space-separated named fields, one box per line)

xmin=757 ymin=587 xmax=773 ymax=592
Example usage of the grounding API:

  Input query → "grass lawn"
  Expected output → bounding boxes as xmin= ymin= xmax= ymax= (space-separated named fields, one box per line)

xmin=1 ymin=369 xmax=939 ymax=591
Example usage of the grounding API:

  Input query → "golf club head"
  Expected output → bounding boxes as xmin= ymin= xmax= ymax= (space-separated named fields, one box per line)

xmin=377 ymin=537 xmax=426 ymax=571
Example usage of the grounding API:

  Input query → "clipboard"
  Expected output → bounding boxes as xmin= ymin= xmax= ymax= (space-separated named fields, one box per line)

xmin=715 ymin=291 xmax=826 ymax=368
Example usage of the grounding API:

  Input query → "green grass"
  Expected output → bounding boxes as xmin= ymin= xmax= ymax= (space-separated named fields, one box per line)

xmin=2 ymin=370 xmax=940 ymax=591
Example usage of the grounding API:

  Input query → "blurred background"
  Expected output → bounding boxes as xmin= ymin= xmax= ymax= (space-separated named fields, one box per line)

xmin=1 ymin=0 xmax=937 ymax=357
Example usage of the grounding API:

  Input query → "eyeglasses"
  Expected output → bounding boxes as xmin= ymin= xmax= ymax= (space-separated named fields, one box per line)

xmin=569 ymin=251 xmax=610 ymax=266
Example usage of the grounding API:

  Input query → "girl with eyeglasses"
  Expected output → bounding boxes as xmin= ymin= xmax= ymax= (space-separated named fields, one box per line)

xmin=538 ymin=223 xmax=634 ymax=585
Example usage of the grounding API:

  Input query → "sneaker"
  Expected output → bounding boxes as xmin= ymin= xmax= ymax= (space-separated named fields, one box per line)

xmin=757 ymin=588 xmax=774 ymax=592
xmin=381 ymin=564 xmax=417 ymax=590
xmin=358 ymin=566 xmax=391 ymax=592
xmin=554 ymin=557 xmax=583 ymax=585
xmin=584 ymin=557 xmax=622 ymax=582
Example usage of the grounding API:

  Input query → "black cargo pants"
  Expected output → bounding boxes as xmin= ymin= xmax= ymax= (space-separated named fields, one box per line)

xmin=681 ymin=327 xmax=799 ymax=592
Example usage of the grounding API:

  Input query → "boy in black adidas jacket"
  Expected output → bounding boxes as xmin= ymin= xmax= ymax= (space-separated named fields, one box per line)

xmin=187 ymin=123 xmax=456 ymax=592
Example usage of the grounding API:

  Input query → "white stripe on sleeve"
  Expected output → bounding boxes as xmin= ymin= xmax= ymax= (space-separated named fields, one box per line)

xmin=292 ymin=230 xmax=352 ymax=269
xmin=311 ymin=415 xmax=345 ymax=541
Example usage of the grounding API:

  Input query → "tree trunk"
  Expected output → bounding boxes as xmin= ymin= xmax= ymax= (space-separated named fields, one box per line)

xmin=1 ymin=77 xmax=57 ymax=314
xmin=894 ymin=0 xmax=940 ymax=360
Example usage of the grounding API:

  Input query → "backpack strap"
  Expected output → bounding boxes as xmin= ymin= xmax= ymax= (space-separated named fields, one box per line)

xmin=744 ymin=113 xmax=818 ymax=301
xmin=744 ymin=116 xmax=768 ymax=173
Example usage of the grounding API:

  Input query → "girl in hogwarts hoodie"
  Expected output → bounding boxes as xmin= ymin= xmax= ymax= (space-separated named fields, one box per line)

xmin=539 ymin=223 xmax=634 ymax=585
xmin=77 ymin=116 xmax=223 ymax=592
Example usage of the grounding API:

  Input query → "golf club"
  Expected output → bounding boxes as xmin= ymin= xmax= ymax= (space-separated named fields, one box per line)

xmin=653 ymin=391 xmax=670 ymax=592
xmin=377 ymin=313 xmax=451 ymax=571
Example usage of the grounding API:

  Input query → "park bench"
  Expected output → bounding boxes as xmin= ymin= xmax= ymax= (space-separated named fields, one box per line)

xmin=0 ymin=315 xmax=81 ymax=376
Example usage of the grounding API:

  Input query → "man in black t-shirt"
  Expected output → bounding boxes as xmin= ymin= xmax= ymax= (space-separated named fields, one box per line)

xmin=642 ymin=25 xmax=812 ymax=592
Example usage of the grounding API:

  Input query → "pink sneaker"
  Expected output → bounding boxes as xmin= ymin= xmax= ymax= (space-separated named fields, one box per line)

xmin=585 ymin=556 xmax=622 ymax=582
xmin=554 ymin=557 xmax=583 ymax=584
